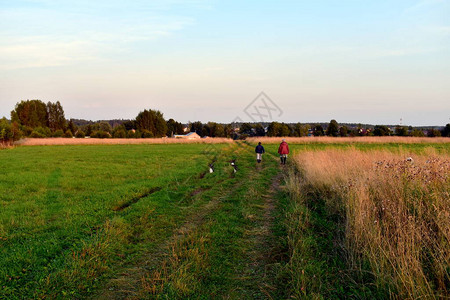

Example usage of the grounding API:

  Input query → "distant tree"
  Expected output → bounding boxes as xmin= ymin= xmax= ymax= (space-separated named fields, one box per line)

xmin=373 ymin=125 xmax=391 ymax=136
xmin=410 ymin=129 xmax=425 ymax=137
xmin=267 ymin=122 xmax=281 ymax=137
xmin=91 ymin=131 xmax=110 ymax=138
xmin=280 ymin=123 xmax=290 ymax=136
xmin=141 ymin=130 xmax=154 ymax=138
xmin=427 ymin=129 xmax=441 ymax=137
xmin=46 ymin=101 xmax=66 ymax=131
xmin=135 ymin=109 xmax=167 ymax=137
xmin=11 ymin=100 xmax=48 ymax=129
xmin=313 ymin=124 xmax=324 ymax=136
xmin=166 ymin=119 xmax=184 ymax=136
xmin=205 ymin=122 xmax=225 ymax=137
xmin=67 ymin=119 xmax=77 ymax=134
xmin=53 ymin=129 xmax=64 ymax=137
xmin=113 ymin=128 xmax=127 ymax=138
xmin=293 ymin=123 xmax=307 ymax=137
xmin=123 ymin=120 xmax=136 ymax=131
xmin=112 ymin=125 xmax=127 ymax=138
xmin=239 ymin=123 xmax=253 ymax=135
xmin=64 ymin=130 xmax=73 ymax=138
xmin=85 ymin=124 xmax=93 ymax=136
xmin=190 ymin=121 xmax=203 ymax=136
xmin=98 ymin=121 xmax=112 ymax=133
xmin=30 ymin=126 xmax=51 ymax=138
xmin=254 ymin=123 xmax=265 ymax=136
xmin=0 ymin=118 xmax=15 ymax=146
xmin=75 ymin=130 xmax=85 ymax=138
xmin=127 ymin=130 xmax=138 ymax=138
xmin=395 ymin=126 xmax=408 ymax=136
xmin=441 ymin=124 xmax=450 ymax=137
xmin=201 ymin=123 xmax=210 ymax=137
xmin=214 ymin=123 xmax=225 ymax=137
xmin=224 ymin=124 xmax=234 ymax=138
xmin=326 ymin=119 xmax=339 ymax=137
xmin=339 ymin=125 xmax=348 ymax=137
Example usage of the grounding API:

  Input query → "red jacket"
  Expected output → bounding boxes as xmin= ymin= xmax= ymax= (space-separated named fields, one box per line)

xmin=278 ymin=141 xmax=289 ymax=155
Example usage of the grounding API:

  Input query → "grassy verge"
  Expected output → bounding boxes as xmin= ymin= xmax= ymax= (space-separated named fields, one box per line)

xmin=283 ymin=146 xmax=449 ymax=298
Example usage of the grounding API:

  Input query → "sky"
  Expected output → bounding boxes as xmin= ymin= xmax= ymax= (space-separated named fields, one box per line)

xmin=0 ymin=0 xmax=449 ymax=126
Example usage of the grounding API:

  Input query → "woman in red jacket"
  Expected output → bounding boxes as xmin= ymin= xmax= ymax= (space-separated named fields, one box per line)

xmin=278 ymin=139 xmax=289 ymax=165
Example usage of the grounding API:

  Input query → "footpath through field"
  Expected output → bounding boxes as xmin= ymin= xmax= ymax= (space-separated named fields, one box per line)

xmin=95 ymin=142 xmax=286 ymax=299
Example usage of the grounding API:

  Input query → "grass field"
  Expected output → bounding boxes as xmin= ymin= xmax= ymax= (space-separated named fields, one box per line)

xmin=1 ymin=140 xmax=449 ymax=299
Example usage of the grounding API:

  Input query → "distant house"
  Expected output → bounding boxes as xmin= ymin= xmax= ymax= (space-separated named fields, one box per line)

xmin=174 ymin=132 xmax=201 ymax=139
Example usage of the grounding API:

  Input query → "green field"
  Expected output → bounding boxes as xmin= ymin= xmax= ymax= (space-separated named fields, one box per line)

xmin=1 ymin=142 xmax=448 ymax=299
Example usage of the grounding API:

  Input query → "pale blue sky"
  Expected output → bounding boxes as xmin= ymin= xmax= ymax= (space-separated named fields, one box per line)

xmin=1 ymin=0 xmax=449 ymax=125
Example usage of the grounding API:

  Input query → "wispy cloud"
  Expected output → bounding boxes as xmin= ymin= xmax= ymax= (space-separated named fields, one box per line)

xmin=0 ymin=0 xmax=205 ymax=70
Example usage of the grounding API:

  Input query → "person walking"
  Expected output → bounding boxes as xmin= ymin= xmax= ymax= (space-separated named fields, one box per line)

xmin=278 ymin=139 xmax=289 ymax=165
xmin=255 ymin=142 xmax=265 ymax=163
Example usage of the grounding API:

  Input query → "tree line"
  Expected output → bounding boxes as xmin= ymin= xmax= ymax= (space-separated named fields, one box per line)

xmin=2 ymin=99 xmax=450 ymax=146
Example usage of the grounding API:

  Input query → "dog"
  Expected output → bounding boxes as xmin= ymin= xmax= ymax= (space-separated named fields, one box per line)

xmin=406 ymin=157 xmax=414 ymax=163
xmin=230 ymin=159 xmax=237 ymax=173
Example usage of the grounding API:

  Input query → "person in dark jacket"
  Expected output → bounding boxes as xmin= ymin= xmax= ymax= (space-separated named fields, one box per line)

xmin=255 ymin=142 xmax=265 ymax=163
xmin=278 ymin=139 xmax=289 ymax=165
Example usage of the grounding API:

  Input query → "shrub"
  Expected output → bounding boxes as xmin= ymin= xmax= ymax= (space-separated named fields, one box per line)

xmin=127 ymin=130 xmax=137 ymax=138
xmin=53 ymin=129 xmax=64 ymax=137
xmin=30 ymin=130 xmax=45 ymax=138
xmin=34 ymin=126 xmax=51 ymax=137
xmin=0 ymin=118 xmax=15 ymax=146
xmin=91 ymin=131 xmax=111 ymax=139
xmin=64 ymin=130 xmax=73 ymax=138
xmin=113 ymin=129 xmax=127 ymax=138
xmin=22 ymin=126 xmax=33 ymax=136
xmin=141 ymin=130 xmax=154 ymax=138
xmin=75 ymin=130 xmax=85 ymax=138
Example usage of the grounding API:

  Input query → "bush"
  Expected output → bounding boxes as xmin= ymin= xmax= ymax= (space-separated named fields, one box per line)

xmin=113 ymin=129 xmax=127 ymax=138
xmin=53 ymin=129 xmax=64 ymax=137
xmin=141 ymin=130 xmax=154 ymax=138
xmin=30 ymin=130 xmax=45 ymax=138
xmin=34 ymin=126 xmax=51 ymax=137
xmin=75 ymin=130 xmax=85 ymax=138
xmin=64 ymin=130 xmax=73 ymax=138
xmin=127 ymin=130 xmax=137 ymax=138
xmin=91 ymin=131 xmax=111 ymax=139
xmin=0 ymin=118 xmax=15 ymax=146
xmin=22 ymin=126 xmax=33 ymax=136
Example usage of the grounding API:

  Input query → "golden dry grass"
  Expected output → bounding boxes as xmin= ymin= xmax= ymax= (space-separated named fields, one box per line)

xmin=247 ymin=136 xmax=450 ymax=144
xmin=14 ymin=137 xmax=233 ymax=146
xmin=291 ymin=148 xmax=449 ymax=298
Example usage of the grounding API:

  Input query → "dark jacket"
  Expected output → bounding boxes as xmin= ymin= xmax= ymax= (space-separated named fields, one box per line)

xmin=278 ymin=142 xmax=289 ymax=155
xmin=255 ymin=145 xmax=265 ymax=154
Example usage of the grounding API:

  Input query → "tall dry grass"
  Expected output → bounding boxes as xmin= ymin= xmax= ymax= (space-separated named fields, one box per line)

xmin=247 ymin=136 xmax=450 ymax=144
xmin=290 ymin=148 xmax=449 ymax=298
xmin=14 ymin=137 xmax=233 ymax=146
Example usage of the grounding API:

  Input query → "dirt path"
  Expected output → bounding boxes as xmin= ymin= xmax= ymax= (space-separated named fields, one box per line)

xmin=94 ymin=142 xmax=285 ymax=299
xmin=238 ymin=171 xmax=283 ymax=299
xmin=94 ymin=166 xmax=252 ymax=299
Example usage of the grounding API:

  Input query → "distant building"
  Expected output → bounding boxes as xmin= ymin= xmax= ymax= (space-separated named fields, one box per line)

xmin=174 ymin=132 xmax=201 ymax=139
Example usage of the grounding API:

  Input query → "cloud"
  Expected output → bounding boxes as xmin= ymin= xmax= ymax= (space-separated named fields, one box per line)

xmin=0 ymin=36 xmax=100 ymax=69
xmin=0 ymin=0 xmax=203 ymax=69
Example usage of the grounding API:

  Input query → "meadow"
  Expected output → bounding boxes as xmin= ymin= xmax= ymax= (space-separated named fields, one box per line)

xmin=1 ymin=139 xmax=449 ymax=299
xmin=283 ymin=145 xmax=449 ymax=299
